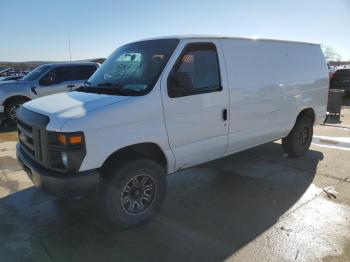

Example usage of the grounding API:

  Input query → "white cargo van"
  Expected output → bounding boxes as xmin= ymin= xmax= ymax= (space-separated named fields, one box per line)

xmin=16 ymin=36 xmax=328 ymax=227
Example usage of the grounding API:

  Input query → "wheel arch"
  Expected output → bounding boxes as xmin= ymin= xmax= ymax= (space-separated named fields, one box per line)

xmin=296 ymin=107 xmax=315 ymax=124
xmin=4 ymin=95 xmax=31 ymax=108
xmin=101 ymin=142 xmax=168 ymax=181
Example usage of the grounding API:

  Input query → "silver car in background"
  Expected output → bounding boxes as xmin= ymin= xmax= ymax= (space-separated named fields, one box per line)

xmin=0 ymin=62 xmax=99 ymax=122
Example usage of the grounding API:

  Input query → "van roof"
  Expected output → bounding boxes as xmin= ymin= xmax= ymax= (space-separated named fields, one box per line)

xmin=140 ymin=35 xmax=319 ymax=46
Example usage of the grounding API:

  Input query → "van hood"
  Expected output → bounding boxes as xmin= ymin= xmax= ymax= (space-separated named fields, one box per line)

xmin=23 ymin=91 xmax=132 ymax=131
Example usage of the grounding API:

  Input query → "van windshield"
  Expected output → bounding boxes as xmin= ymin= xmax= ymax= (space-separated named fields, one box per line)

xmin=83 ymin=39 xmax=179 ymax=96
xmin=21 ymin=65 xmax=51 ymax=81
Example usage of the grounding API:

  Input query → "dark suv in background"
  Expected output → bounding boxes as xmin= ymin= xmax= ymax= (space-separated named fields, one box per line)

xmin=330 ymin=68 xmax=350 ymax=95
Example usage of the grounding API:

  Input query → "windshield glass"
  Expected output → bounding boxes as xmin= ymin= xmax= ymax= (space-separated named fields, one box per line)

xmin=21 ymin=65 xmax=51 ymax=81
xmin=86 ymin=39 xmax=179 ymax=96
xmin=334 ymin=69 xmax=350 ymax=78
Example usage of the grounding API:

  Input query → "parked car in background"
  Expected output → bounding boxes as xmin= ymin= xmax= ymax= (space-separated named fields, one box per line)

xmin=328 ymin=65 xmax=337 ymax=79
xmin=330 ymin=68 xmax=350 ymax=94
xmin=0 ymin=62 xmax=99 ymax=122
xmin=15 ymin=36 xmax=328 ymax=228
xmin=0 ymin=75 xmax=23 ymax=81
xmin=0 ymin=67 xmax=12 ymax=76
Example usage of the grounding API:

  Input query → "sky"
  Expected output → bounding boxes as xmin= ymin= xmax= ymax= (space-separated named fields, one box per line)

xmin=1 ymin=0 xmax=349 ymax=62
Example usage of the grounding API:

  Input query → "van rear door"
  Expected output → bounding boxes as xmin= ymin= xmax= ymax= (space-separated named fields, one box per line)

xmin=161 ymin=40 xmax=230 ymax=170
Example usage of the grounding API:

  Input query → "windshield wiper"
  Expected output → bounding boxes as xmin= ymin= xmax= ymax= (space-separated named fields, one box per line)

xmin=97 ymin=82 xmax=122 ymax=88
xmin=97 ymin=82 xmax=126 ymax=94
xmin=77 ymin=82 xmax=127 ymax=95
xmin=77 ymin=82 xmax=143 ymax=96
xmin=97 ymin=82 xmax=143 ymax=95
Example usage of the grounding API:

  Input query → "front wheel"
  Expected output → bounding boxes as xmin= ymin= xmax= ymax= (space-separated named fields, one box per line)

xmin=102 ymin=158 xmax=167 ymax=228
xmin=5 ymin=98 xmax=28 ymax=123
xmin=282 ymin=116 xmax=313 ymax=157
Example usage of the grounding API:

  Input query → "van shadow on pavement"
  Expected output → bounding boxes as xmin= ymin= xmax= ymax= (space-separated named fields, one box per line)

xmin=0 ymin=142 xmax=323 ymax=262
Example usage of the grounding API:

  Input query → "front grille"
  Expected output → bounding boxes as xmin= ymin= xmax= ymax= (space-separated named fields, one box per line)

xmin=16 ymin=107 xmax=49 ymax=166
xmin=18 ymin=119 xmax=35 ymax=157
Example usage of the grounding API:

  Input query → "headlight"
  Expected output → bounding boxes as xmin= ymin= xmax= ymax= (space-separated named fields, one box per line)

xmin=61 ymin=151 xmax=68 ymax=168
xmin=47 ymin=131 xmax=86 ymax=172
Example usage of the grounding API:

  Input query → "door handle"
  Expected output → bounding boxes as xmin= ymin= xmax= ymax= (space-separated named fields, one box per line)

xmin=222 ymin=108 xmax=228 ymax=121
xmin=67 ymin=85 xmax=75 ymax=88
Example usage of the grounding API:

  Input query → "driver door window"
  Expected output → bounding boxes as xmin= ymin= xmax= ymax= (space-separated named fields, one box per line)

xmin=168 ymin=43 xmax=222 ymax=98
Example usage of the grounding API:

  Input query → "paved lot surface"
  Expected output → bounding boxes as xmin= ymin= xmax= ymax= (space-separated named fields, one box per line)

xmin=0 ymin=107 xmax=350 ymax=261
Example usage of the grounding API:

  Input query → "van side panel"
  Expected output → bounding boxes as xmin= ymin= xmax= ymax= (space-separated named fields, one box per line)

xmin=220 ymin=39 xmax=328 ymax=154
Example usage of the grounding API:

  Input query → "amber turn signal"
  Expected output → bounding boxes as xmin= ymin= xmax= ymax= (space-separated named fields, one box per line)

xmin=57 ymin=134 xmax=82 ymax=145
xmin=69 ymin=136 xmax=82 ymax=144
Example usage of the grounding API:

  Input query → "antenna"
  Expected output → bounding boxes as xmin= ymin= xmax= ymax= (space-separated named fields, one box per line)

xmin=68 ymin=32 xmax=72 ymax=63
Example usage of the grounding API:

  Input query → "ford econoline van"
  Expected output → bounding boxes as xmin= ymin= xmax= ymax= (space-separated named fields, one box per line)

xmin=16 ymin=36 xmax=328 ymax=227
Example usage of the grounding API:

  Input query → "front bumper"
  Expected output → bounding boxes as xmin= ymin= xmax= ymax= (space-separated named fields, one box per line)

xmin=16 ymin=143 xmax=100 ymax=198
xmin=343 ymin=86 xmax=350 ymax=93
xmin=330 ymin=86 xmax=350 ymax=93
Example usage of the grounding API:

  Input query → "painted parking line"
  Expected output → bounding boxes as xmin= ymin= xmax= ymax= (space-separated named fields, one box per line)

xmin=312 ymin=135 xmax=350 ymax=151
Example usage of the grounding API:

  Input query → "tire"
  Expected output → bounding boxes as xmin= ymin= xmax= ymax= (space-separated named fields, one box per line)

xmin=102 ymin=158 xmax=167 ymax=228
xmin=282 ymin=116 xmax=313 ymax=157
xmin=5 ymin=98 xmax=28 ymax=123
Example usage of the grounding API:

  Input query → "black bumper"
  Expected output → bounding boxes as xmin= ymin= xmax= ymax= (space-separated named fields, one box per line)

xmin=330 ymin=86 xmax=350 ymax=93
xmin=16 ymin=143 xmax=100 ymax=198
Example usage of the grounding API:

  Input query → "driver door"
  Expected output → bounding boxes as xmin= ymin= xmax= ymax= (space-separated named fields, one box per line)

xmin=161 ymin=40 xmax=230 ymax=170
xmin=37 ymin=66 xmax=73 ymax=96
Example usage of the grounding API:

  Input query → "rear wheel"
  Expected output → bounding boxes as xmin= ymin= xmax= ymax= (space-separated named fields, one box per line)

xmin=102 ymin=158 xmax=166 ymax=228
xmin=282 ymin=116 xmax=313 ymax=157
xmin=5 ymin=98 xmax=28 ymax=123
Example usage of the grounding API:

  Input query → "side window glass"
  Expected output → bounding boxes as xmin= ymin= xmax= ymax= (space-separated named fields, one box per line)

xmin=39 ymin=68 xmax=57 ymax=86
xmin=56 ymin=67 xmax=71 ymax=83
xmin=334 ymin=69 xmax=350 ymax=79
xmin=70 ymin=66 xmax=80 ymax=81
xmin=79 ymin=65 xmax=97 ymax=80
xmin=70 ymin=65 xmax=97 ymax=80
xmin=168 ymin=43 xmax=221 ymax=98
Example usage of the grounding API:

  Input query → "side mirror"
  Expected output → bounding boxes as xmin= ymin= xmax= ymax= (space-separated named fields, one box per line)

xmin=168 ymin=72 xmax=193 ymax=97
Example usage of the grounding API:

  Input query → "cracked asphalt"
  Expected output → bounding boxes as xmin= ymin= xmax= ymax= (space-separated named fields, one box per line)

xmin=0 ymin=106 xmax=350 ymax=262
